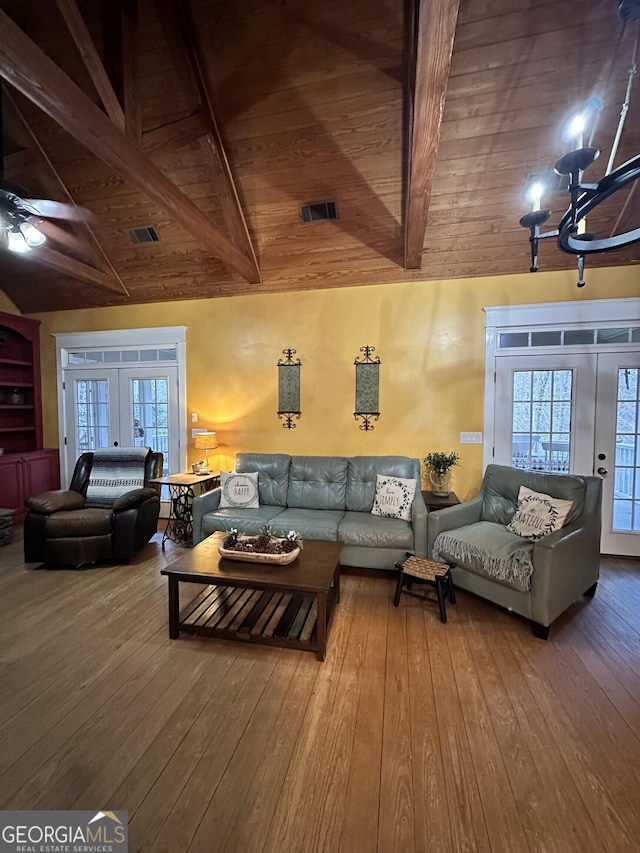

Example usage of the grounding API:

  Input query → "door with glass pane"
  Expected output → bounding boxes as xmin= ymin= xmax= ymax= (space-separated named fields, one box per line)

xmin=495 ymin=355 xmax=597 ymax=476
xmin=63 ymin=367 xmax=178 ymax=485
xmin=495 ymin=352 xmax=640 ymax=556
xmin=594 ymin=352 xmax=640 ymax=555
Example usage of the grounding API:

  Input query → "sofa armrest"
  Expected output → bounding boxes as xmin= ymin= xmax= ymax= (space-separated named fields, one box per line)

xmin=192 ymin=487 xmax=222 ymax=544
xmin=411 ymin=491 xmax=429 ymax=557
xmin=112 ymin=487 xmax=159 ymax=512
xmin=529 ymin=521 xmax=600 ymax=626
xmin=426 ymin=495 xmax=483 ymax=556
xmin=26 ymin=489 xmax=85 ymax=514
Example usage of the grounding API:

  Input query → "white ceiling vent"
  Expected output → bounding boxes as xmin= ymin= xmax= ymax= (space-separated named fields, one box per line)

xmin=126 ymin=225 xmax=160 ymax=244
xmin=299 ymin=200 xmax=338 ymax=224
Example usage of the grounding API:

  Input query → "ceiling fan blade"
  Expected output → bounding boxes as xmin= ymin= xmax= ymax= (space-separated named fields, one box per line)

xmin=21 ymin=198 xmax=93 ymax=221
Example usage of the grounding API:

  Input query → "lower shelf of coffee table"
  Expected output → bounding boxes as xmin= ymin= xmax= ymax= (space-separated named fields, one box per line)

xmin=179 ymin=583 xmax=319 ymax=650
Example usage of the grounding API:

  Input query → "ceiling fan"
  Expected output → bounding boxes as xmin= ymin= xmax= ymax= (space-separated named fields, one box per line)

xmin=0 ymin=82 xmax=91 ymax=254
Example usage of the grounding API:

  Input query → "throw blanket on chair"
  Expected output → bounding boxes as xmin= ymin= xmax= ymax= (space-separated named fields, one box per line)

xmin=85 ymin=446 xmax=150 ymax=508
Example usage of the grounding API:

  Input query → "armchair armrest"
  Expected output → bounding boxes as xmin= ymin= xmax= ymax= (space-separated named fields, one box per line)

xmin=26 ymin=489 xmax=85 ymax=514
xmin=192 ymin=487 xmax=222 ymax=544
xmin=530 ymin=520 xmax=600 ymax=626
xmin=112 ymin=487 xmax=159 ymax=512
xmin=427 ymin=495 xmax=483 ymax=556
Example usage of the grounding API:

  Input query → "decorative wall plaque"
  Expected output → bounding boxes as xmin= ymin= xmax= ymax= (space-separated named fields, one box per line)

xmin=277 ymin=348 xmax=302 ymax=428
xmin=354 ymin=345 xmax=380 ymax=431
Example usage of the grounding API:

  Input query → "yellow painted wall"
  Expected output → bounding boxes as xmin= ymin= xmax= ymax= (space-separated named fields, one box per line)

xmin=28 ymin=265 xmax=640 ymax=500
xmin=0 ymin=291 xmax=20 ymax=315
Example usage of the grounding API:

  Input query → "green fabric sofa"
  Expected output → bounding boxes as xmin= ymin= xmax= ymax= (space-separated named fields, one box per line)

xmin=427 ymin=464 xmax=602 ymax=638
xmin=192 ymin=452 xmax=428 ymax=570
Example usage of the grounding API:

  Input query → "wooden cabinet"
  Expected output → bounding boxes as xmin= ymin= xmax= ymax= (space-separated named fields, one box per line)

xmin=0 ymin=312 xmax=60 ymax=523
xmin=0 ymin=450 xmax=60 ymax=524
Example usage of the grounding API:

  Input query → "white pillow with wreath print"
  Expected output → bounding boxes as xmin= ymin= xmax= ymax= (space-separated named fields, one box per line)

xmin=371 ymin=474 xmax=417 ymax=521
xmin=506 ymin=486 xmax=573 ymax=541
xmin=219 ymin=471 xmax=260 ymax=509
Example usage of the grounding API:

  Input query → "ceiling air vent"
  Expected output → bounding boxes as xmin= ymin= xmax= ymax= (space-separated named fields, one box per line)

xmin=299 ymin=200 xmax=338 ymax=224
xmin=126 ymin=225 xmax=160 ymax=244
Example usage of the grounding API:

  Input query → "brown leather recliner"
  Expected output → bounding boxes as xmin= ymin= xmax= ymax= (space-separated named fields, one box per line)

xmin=24 ymin=449 xmax=164 ymax=566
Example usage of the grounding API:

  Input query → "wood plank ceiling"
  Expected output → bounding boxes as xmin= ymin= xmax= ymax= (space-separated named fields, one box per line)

xmin=0 ymin=0 xmax=638 ymax=313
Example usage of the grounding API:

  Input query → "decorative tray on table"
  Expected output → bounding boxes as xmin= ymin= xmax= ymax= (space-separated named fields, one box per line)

xmin=218 ymin=530 xmax=302 ymax=565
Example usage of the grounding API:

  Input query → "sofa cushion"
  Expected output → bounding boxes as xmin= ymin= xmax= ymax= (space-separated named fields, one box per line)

xmin=433 ymin=521 xmax=535 ymax=592
xmin=371 ymin=474 xmax=417 ymax=520
xmin=235 ymin=453 xmax=290 ymax=507
xmin=219 ymin=471 xmax=259 ymax=509
xmin=506 ymin=486 xmax=573 ymax=541
xmin=268 ymin=508 xmax=345 ymax=541
xmin=201 ymin=506 xmax=286 ymax=538
xmin=339 ymin=511 xmax=414 ymax=549
xmin=480 ymin=464 xmax=586 ymax=526
xmin=346 ymin=456 xmax=421 ymax=511
xmin=286 ymin=456 xmax=348 ymax=510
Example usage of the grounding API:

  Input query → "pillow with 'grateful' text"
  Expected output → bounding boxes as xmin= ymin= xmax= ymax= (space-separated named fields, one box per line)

xmin=371 ymin=474 xmax=416 ymax=521
xmin=219 ymin=471 xmax=260 ymax=509
xmin=506 ymin=485 xmax=573 ymax=541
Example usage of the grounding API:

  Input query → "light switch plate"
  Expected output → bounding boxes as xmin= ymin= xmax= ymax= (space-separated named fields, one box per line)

xmin=191 ymin=412 xmax=198 ymax=422
xmin=460 ymin=431 xmax=483 ymax=444
xmin=192 ymin=428 xmax=207 ymax=439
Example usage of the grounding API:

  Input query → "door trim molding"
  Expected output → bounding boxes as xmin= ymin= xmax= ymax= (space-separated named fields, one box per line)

xmin=54 ymin=326 xmax=187 ymax=485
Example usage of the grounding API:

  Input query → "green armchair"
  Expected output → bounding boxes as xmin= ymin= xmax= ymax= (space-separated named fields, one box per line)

xmin=427 ymin=464 xmax=602 ymax=638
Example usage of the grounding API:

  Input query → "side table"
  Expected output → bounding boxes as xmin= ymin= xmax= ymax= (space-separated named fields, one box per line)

xmin=150 ymin=472 xmax=220 ymax=548
xmin=421 ymin=490 xmax=460 ymax=512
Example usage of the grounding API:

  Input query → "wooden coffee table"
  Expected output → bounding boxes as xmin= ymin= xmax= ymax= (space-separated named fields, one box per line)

xmin=160 ymin=532 xmax=341 ymax=661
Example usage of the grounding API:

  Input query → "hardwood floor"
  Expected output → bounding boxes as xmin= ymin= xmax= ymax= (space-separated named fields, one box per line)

xmin=1 ymin=530 xmax=639 ymax=853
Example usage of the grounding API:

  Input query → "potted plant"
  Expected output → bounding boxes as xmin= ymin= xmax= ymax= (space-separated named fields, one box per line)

xmin=423 ymin=451 xmax=460 ymax=497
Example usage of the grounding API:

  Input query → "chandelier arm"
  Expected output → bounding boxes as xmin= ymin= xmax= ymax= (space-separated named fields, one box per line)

xmin=556 ymin=154 xmax=640 ymax=254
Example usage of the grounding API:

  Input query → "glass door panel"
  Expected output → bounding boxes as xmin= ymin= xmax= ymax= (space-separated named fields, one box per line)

xmin=495 ymin=354 xmax=596 ymax=477
xmin=595 ymin=352 xmax=640 ymax=555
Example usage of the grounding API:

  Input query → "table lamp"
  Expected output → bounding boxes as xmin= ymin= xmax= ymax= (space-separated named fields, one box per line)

xmin=194 ymin=431 xmax=218 ymax=474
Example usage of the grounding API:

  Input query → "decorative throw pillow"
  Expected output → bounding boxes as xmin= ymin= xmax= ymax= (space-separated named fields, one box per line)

xmin=219 ymin=471 xmax=260 ymax=509
xmin=371 ymin=474 xmax=417 ymax=521
xmin=506 ymin=486 xmax=573 ymax=541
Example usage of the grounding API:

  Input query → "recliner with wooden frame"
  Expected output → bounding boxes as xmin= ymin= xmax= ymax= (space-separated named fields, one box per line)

xmin=24 ymin=449 xmax=163 ymax=566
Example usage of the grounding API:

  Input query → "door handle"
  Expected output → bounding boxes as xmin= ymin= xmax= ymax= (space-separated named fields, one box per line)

xmin=597 ymin=466 xmax=608 ymax=475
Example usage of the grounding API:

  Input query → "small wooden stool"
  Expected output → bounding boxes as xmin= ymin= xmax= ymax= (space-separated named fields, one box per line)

xmin=393 ymin=555 xmax=455 ymax=623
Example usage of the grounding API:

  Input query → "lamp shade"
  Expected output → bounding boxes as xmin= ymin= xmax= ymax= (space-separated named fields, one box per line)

xmin=194 ymin=431 xmax=218 ymax=451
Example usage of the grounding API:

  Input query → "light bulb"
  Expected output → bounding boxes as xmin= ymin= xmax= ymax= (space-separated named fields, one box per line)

xmin=527 ymin=181 xmax=544 ymax=211
xmin=6 ymin=229 xmax=31 ymax=253
xmin=19 ymin=221 xmax=46 ymax=247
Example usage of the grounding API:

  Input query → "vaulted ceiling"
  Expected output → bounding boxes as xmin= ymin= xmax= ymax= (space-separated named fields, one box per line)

xmin=0 ymin=0 xmax=638 ymax=314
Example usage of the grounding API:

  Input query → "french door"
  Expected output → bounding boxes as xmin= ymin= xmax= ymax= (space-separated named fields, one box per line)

xmin=495 ymin=351 xmax=640 ymax=556
xmin=63 ymin=367 xmax=179 ymax=485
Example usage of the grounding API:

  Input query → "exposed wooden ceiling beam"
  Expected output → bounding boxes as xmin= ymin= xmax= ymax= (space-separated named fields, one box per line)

xmin=3 ymin=89 xmax=129 ymax=294
xmin=404 ymin=0 xmax=459 ymax=270
xmin=54 ymin=0 xmax=126 ymax=131
xmin=121 ymin=0 xmax=141 ymax=144
xmin=15 ymin=245 xmax=128 ymax=293
xmin=153 ymin=0 xmax=260 ymax=271
xmin=0 ymin=8 xmax=261 ymax=284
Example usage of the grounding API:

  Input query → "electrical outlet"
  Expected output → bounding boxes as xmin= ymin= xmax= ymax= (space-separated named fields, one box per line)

xmin=460 ymin=431 xmax=483 ymax=444
xmin=192 ymin=428 xmax=207 ymax=439
xmin=191 ymin=412 xmax=198 ymax=422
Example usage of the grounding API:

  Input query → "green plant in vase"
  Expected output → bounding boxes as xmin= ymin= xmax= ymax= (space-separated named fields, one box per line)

xmin=423 ymin=451 xmax=460 ymax=497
